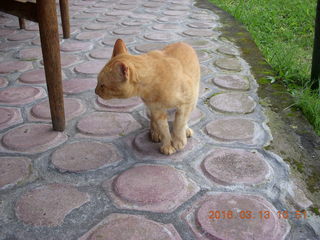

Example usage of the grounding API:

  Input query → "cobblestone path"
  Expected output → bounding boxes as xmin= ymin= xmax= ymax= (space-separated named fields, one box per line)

xmin=0 ymin=0 xmax=319 ymax=239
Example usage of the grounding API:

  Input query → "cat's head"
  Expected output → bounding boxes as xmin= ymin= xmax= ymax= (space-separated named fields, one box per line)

xmin=95 ymin=39 xmax=136 ymax=99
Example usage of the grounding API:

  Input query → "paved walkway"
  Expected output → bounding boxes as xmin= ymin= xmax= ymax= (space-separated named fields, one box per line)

xmin=0 ymin=0 xmax=319 ymax=239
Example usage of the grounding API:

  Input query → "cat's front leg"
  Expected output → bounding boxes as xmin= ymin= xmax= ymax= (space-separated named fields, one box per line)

xmin=149 ymin=107 xmax=176 ymax=155
xmin=172 ymin=105 xmax=193 ymax=151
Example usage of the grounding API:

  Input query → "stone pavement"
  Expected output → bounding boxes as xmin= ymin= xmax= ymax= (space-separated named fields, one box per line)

xmin=0 ymin=0 xmax=319 ymax=239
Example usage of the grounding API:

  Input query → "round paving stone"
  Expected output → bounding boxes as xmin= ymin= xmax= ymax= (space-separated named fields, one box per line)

xmin=76 ymin=31 xmax=105 ymax=40
xmin=19 ymin=69 xmax=46 ymax=84
xmin=31 ymin=98 xmax=85 ymax=121
xmin=184 ymin=39 xmax=213 ymax=49
xmin=217 ymin=46 xmax=240 ymax=56
xmin=157 ymin=16 xmax=181 ymax=23
xmin=52 ymin=142 xmax=121 ymax=172
xmin=7 ymin=32 xmax=36 ymax=41
xmin=183 ymin=29 xmax=214 ymax=37
xmin=63 ymin=78 xmax=97 ymax=94
xmin=196 ymin=50 xmax=211 ymax=62
xmin=212 ymin=75 xmax=250 ymax=91
xmin=168 ymin=5 xmax=190 ymax=11
xmin=187 ymin=22 xmax=217 ymax=29
xmin=89 ymin=47 xmax=113 ymax=59
xmin=77 ymin=112 xmax=141 ymax=137
xmin=85 ymin=23 xmax=115 ymax=31
xmin=206 ymin=118 xmax=255 ymax=142
xmin=113 ymin=4 xmax=136 ymax=10
xmin=96 ymin=16 xmax=119 ymax=23
xmin=102 ymin=36 xmax=135 ymax=46
xmin=144 ymin=32 xmax=175 ymax=41
xmin=152 ymin=23 xmax=182 ymax=31
xmin=0 ymin=107 xmax=22 ymax=130
xmin=0 ymin=29 xmax=15 ymax=37
xmin=2 ymin=124 xmax=67 ymax=153
xmin=19 ymin=47 xmax=42 ymax=60
xmin=196 ymin=193 xmax=290 ymax=240
xmin=97 ymin=96 xmax=143 ymax=111
xmin=0 ymin=77 xmax=8 ymax=88
xmin=74 ymin=60 xmax=105 ymax=75
xmin=190 ymin=14 xmax=217 ymax=21
xmin=209 ymin=93 xmax=256 ymax=114
xmin=80 ymin=214 xmax=180 ymax=240
xmin=215 ymin=58 xmax=242 ymax=72
xmin=15 ymin=184 xmax=90 ymax=226
xmin=162 ymin=10 xmax=187 ymax=16
xmin=60 ymin=40 xmax=93 ymax=52
xmin=202 ymin=149 xmax=270 ymax=185
xmin=0 ymin=61 xmax=32 ymax=74
xmin=135 ymin=42 xmax=167 ymax=53
xmin=129 ymin=13 xmax=156 ymax=20
xmin=0 ymin=157 xmax=31 ymax=189
xmin=143 ymin=2 xmax=163 ymax=8
xmin=0 ymin=86 xmax=45 ymax=105
xmin=113 ymin=27 xmax=141 ymax=35
xmin=122 ymin=19 xmax=146 ymax=27
xmin=113 ymin=165 xmax=186 ymax=204
xmin=105 ymin=10 xmax=132 ymax=16
xmin=60 ymin=54 xmax=80 ymax=68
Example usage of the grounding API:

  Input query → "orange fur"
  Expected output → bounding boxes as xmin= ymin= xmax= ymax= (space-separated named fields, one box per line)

xmin=95 ymin=39 xmax=200 ymax=155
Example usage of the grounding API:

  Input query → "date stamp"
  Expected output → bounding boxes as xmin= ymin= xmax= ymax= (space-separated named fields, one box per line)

xmin=208 ymin=210 xmax=308 ymax=220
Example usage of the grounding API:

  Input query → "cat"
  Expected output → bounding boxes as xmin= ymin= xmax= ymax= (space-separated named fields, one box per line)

xmin=95 ymin=39 xmax=200 ymax=155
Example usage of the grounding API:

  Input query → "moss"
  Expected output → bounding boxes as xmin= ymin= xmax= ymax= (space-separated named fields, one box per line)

xmin=306 ymin=173 xmax=320 ymax=193
xmin=283 ymin=158 xmax=305 ymax=173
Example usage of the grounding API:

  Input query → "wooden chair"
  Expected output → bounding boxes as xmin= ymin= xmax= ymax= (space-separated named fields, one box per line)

xmin=0 ymin=0 xmax=70 ymax=131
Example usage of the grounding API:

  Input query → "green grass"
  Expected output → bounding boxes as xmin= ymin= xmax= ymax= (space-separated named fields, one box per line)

xmin=208 ymin=0 xmax=320 ymax=135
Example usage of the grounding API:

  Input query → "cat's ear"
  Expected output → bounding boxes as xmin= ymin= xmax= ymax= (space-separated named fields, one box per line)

xmin=115 ymin=62 xmax=129 ymax=81
xmin=112 ymin=39 xmax=128 ymax=58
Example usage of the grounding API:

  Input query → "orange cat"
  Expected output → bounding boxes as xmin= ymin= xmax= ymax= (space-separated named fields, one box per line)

xmin=95 ymin=39 xmax=200 ymax=155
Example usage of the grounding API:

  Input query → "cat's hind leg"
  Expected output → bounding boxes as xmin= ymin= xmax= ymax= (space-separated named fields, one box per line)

xmin=172 ymin=104 xmax=193 ymax=151
xmin=149 ymin=106 xmax=176 ymax=155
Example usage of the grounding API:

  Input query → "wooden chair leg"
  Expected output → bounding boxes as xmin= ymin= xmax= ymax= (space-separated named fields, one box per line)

xmin=37 ymin=0 xmax=65 ymax=131
xmin=59 ymin=0 xmax=70 ymax=39
xmin=18 ymin=17 xmax=25 ymax=29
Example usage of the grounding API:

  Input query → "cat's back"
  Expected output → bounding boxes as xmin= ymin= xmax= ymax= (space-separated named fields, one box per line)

xmin=161 ymin=42 xmax=200 ymax=81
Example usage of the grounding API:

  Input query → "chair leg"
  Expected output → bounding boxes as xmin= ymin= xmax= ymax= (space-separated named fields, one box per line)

xmin=37 ymin=0 xmax=65 ymax=131
xmin=59 ymin=0 xmax=70 ymax=39
xmin=18 ymin=18 xmax=25 ymax=29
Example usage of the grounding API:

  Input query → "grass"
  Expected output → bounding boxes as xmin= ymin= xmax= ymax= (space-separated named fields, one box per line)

xmin=208 ymin=0 xmax=320 ymax=135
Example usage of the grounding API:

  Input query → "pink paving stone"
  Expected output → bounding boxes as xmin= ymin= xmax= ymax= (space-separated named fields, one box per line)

xmin=0 ymin=61 xmax=33 ymax=74
xmin=31 ymin=37 xmax=41 ymax=46
xmin=0 ymin=86 xmax=45 ymax=105
xmin=184 ymin=39 xmax=213 ymax=49
xmin=96 ymin=16 xmax=120 ymax=23
xmin=121 ymin=19 xmax=146 ymax=27
xmin=152 ymin=23 xmax=183 ymax=31
xmin=102 ymin=36 xmax=136 ymax=46
xmin=135 ymin=42 xmax=167 ymax=53
xmin=96 ymin=96 xmax=143 ymax=112
xmin=0 ymin=42 xmax=22 ymax=51
xmin=214 ymin=58 xmax=242 ymax=72
xmin=89 ymin=47 xmax=113 ymax=59
xmin=113 ymin=4 xmax=137 ymax=10
xmin=30 ymin=98 xmax=86 ymax=121
xmin=113 ymin=27 xmax=141 ymax=35
xmin=79 ymin=214 xmax=182 ymax=240
xmin=205 ymin=118 xmax=255 ymax=142
xmin=105 ymin=10 xmax=132 ymax=16
xmin=0 ymin=29 xmax=16 ymax=37
xmin=76 ymin=31 xmax=105 ymax=40
xmin=77 ymin=112 xmax=141 ymax=138
xmin=51 ymin=141 xmax=121 ymax=172
xmin=15 ymin=184 xmax=90 ymax=226
xmin=0 ymin=77 xmax=8 ymax=88
xmin=212 ymin=75 xmax=250 ymax=91
xmin=143 ymin=2 xmax=163 ymax=8
xmin=187 ymin=22 xmax=218 ymax=29
xmin=59 ymin=54 xmax=81 ymax=68
xmin=190 ymin=14 xmax=217 ymax=21
xmin=19 ymin=69 xmax=46 ymax=84
xmin=63 ymin=78 xmax=97 ymax=94
xmin=103 ymin=164 xmax=199 ymax=212
xmin=7 ymin=32 xmax=36 ymax=41
xmin=168 ymin=5 xmax=190 ymax=10
xmin=0 ymin=107 xmax=22 ymax=130
xmin=209 ymin=93 xmax=256 ymax=114
xmin=73 ymin=12 xmax=98 ymax=19
xmin=25 ymin=24 xmax=39 ymax=31
xmin=128 ymin=129 xmax=199 ymax=161
xmin=85 ymin=23 xmax=115 ymax=31
xmin=74 ymin=60 xmax=105 ymax=75
xmin=0 ymin=157 xmax=31 ymax=189
xmin=157 ymin=16 xmax=181 ymax=23
xmin=185 ymin=193 xmax=290 ymax=240
xmin=2 ymin=124 xmax=67 ymax=153
xmin=183 ymin=29 xmax=215 ymax=37
xmin=163 ymin=10 xmax=188 ymax=16
xmin=129 ymin=13 xmax=156 ymax=20
xmin=144 ymin=32 xmax=175 ymax=41
xmin=60 ymin=40 xmax=93 ymax=52
xmin=201 ymin=148 xmax=270 ymax=185
xmin=18 ymin=47 xmax=42 ymax=60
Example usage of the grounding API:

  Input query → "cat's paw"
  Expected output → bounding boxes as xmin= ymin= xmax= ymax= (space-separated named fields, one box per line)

xmin=172 ymin=138 xmax=187 ymax=151
xmin=160 ymin=144 xmax=176 ymax=155
xmin=186 ymin=128 xmax=193 ymax=138
xmin=150 ymin=130 xmax=161 ymax=143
